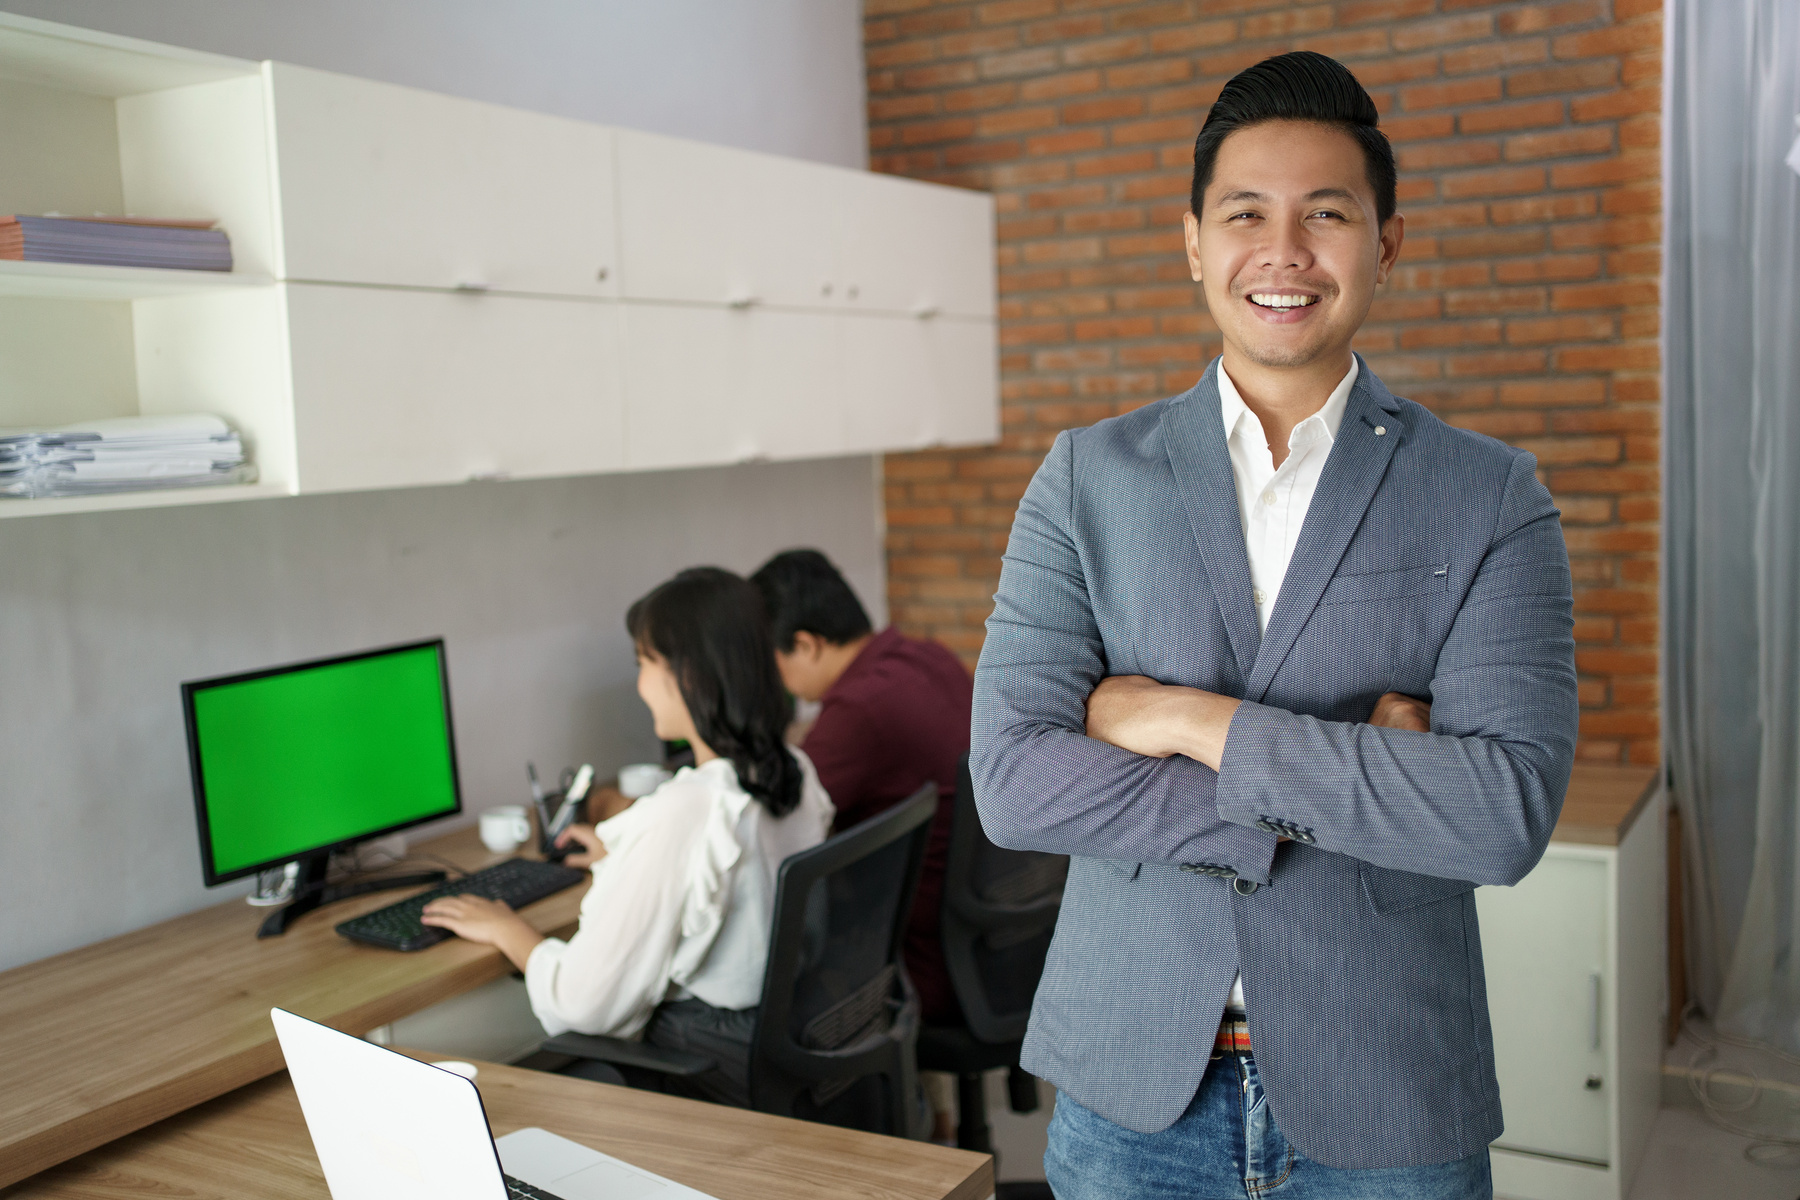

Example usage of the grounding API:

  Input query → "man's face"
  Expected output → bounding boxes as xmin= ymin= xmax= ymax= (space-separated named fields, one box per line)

xmin=1183 ymin=119 xmax=1403 ymax=372
xmin=773 ymin=631 xmax=831 ymax=703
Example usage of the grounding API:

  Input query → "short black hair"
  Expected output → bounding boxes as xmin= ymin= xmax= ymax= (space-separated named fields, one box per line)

xmin=749 ymin=549 xmax=873 ymax=653
xmin=1189 ymin=51 xmax=1397 ymax=225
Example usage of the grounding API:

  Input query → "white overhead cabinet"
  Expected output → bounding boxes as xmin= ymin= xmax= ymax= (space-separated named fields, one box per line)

xmin=266 ymin=64 xmax=620 ymax=298
xmin=0 ymin=13 xmax=999 ymax=518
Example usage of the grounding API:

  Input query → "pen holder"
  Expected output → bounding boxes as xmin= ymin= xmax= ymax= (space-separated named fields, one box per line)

xmin=533 ymin=790 xmax=586 ymax=860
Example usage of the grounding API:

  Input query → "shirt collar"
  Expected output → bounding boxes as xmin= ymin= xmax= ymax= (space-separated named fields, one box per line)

xmin=1218 ymin=357 xmax=1359 ymax=448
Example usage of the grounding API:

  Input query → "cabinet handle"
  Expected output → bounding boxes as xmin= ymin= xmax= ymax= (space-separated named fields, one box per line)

xmin=454 ymin=281 xmax=489 ymax=294
xmin=1588 ymin=972 xmax=1602 ymax=1051
xmin=913 ymin=303 xmax=942 ymax=319
xmin=727 ymin=294 xmax=761 ymax=309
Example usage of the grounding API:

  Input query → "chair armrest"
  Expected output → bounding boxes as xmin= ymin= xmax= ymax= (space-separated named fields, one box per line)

xmin=541 ymin=1032 xmax=716 ymax=1078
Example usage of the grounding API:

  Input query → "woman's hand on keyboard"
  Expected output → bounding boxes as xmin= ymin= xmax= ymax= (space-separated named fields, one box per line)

xmin=420 ymin=895 xmax=544 ymax=971
xmin=554 ymin=824 xmax=608 ymax=869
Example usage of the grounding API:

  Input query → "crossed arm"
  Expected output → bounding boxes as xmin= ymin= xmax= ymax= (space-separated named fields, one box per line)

xmin=970 ymin=432 xmax=1578 ymax=888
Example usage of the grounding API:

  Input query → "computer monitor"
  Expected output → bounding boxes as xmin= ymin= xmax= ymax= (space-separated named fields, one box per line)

xmin=182 ymin=639 xmax=462 ymax=917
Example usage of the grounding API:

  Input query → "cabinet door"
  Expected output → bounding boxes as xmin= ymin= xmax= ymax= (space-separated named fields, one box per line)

xmin=269 ymin=64 xmax=618 ymax=297
xmin=836 ymin=172 xmax=996 ymax=319
xmin=1476 ymin=854 xmax=1612 ymax=1165
xmin=615 ymin=131 xmax=841 ymax=310
xmin=840 ymin=314 xmax=997 ymax=454
xmin=619 ymin=304 xmax=841 ymax=472
xmin=284 ymin=284 xmax=622 ymax=493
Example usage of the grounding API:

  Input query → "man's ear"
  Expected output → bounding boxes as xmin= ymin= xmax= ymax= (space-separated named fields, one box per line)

xmin=791 ymin=630 xmax=825 ymax=661
xmin=1182 ymin=210 xmax=1204 ymax=283
xmin=1375 ymin=211 xmax=1405 ymax=285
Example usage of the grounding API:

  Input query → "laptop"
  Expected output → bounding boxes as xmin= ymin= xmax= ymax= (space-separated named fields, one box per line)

xmin=271 ymin=1007 xmax=719 ymax=1200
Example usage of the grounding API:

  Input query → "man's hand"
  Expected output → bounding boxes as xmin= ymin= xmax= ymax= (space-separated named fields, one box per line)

xmin=1085 ymin=675 xmax=1241 ymax=769
xmin=1368 ymin=692 xmax=1431 ymax=731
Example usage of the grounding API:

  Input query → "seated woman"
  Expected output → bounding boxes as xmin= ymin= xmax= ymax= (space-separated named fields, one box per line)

xmin=421 ymin=567 xmax=834 ymax=1106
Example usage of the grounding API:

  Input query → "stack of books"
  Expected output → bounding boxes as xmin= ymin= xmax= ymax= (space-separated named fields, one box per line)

xmin=0 ymin=414 xmax=255 ymax=499
xmin=0 ymin=216 xmax=232 ymax=272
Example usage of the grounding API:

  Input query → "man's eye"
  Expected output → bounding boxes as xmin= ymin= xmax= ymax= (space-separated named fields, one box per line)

xmin=1229 ymin=212 xmax=1258 ymax=221
xmin=1310 ymin=210 xmax=1344 ymax=220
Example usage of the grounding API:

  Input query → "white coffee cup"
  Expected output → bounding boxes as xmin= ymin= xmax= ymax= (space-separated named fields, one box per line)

xmin=618 ymin=762 xmax=672 ymax=799
xmin=479 ymin=805 xmax=530 ymax=853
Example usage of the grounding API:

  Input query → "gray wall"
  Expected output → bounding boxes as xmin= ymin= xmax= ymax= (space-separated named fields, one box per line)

xmin=0 ymin=1 xmax=877 ymax=972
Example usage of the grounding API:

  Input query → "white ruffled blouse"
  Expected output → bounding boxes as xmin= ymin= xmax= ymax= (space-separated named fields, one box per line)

xmin=524 ymin=749 xmax=834 ymax=1040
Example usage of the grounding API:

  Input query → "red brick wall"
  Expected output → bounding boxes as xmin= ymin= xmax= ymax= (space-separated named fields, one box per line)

xmin=868 ymin=0 xmax=1661 ymax=765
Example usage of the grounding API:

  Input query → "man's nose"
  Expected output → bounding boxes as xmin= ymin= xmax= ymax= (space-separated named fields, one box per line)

xmin=1259 ymin=220 xmax=1312 ymax=271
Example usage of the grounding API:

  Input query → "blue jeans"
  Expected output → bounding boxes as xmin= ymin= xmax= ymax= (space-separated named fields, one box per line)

xmin=1044 ymin=1053 xmax=1491 ymax=1199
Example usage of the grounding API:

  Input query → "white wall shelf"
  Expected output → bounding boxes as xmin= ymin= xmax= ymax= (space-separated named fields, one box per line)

xmin=0 ymin=260 xmax=273 ymax=301
xmin=0 ymin=14 xmax=999 ymax=518
xmin=0 ymin=482 xmax=289 ymax=519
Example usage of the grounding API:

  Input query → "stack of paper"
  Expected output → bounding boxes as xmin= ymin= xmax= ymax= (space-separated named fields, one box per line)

xmin=0 ymin=414 xmax=256 ymax=499
xmin=0 ymin=216 xmax=232 ymax=272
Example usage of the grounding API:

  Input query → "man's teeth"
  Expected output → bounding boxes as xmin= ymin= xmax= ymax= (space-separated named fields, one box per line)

xmin=1249 ymin=293 xmax=1318 ymax=309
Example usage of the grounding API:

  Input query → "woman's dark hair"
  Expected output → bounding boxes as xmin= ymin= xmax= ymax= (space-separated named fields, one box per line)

xmin=1189 ymin=51 xmax=1397 ymax=225
xmin=748 ymin=549 xmax=873 ymax=653
xmin=626 ymin=567 xmax=802 ymax=818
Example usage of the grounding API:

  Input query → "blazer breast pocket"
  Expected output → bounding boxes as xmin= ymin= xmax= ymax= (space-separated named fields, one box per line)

xmin=1320 ymin=563 xmax=1450 ymax=606
xmin=1359 ymin=862 xmax=1475 ymax=914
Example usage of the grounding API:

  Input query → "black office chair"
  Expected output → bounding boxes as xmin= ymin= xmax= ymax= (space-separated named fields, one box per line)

xmin=916 ymin=755 xmax=1065 ymax=1193
xmin=541 ymin=783 xmax=937 ymax=1140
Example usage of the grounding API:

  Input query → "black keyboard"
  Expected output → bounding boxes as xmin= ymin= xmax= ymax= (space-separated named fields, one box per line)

xmin=504 ymin=1173 xmax=568 ymax=1200
xmin=335 ymin=858 xmax=588 ymax=951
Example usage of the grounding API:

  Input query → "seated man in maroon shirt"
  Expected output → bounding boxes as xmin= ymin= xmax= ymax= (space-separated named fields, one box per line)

xmin=749 ymin=549 xmax=972 ymax=1031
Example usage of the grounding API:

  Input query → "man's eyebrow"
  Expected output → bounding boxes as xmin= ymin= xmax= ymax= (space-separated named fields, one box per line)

xmin=1210 ymin=186 xmax=1362 ymax=207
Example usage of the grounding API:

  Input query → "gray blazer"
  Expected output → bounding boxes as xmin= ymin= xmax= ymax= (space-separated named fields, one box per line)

xmin=970 ymin=358 xmax=1577 ymax=1169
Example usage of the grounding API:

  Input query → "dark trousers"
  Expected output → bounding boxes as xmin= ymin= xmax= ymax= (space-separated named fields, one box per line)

xmin=561 ymin=997 xmax=756 ymax=1109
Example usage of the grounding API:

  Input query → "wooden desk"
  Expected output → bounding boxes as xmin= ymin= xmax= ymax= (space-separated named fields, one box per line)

xmin=4 ymin=1052 xmax=993 ymax=1200
xmin=1551 ymin=763 xmax=1661 ymax=846
xmin=0 ymin=827 xmax=583 ymax=1187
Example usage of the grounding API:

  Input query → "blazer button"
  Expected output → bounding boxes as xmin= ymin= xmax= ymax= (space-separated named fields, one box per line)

xmin=1233 ymin=878 xmax=1259 ymax=895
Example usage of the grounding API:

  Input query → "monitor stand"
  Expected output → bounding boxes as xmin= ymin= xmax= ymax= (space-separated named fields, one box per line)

xmin=256 ymin=851 xmax=447 ymax=939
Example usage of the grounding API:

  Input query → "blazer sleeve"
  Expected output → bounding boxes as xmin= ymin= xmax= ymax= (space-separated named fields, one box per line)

xmin=1214 ymin=450 xmax=1579 ymax=887
xmin=971 ymin=429 xmax=1280 ymax=880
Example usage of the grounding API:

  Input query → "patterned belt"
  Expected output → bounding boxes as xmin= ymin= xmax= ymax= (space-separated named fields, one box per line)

xmin=1213 ymin=1013 xmax=1251 ymax=1057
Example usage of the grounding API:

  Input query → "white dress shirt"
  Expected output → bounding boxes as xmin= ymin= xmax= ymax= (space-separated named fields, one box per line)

xmin=1217 ymin=357 xmax=1358 ymax=1011
xmin=525 ymin=749 xmax=834 ymax=1039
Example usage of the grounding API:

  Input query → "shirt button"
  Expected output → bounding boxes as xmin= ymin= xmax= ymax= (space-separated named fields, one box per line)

xmin=1253 ymin=589 xmax=1266 ymax=605
xmin=1261 ymin=490 xmax=1276 ymax=506
xmin=1233 ymin=878 xmax=1260 ymax=896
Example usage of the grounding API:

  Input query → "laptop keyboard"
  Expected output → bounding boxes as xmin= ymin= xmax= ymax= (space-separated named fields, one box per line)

xmin=504 ymin=1173 xmax=568 ymax=1200
xmin=335 ymin=859 xmax=588 ymax=951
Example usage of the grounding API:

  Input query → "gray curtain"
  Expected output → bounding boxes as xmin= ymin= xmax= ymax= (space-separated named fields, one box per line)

xmin=1664 ymin=0 xmax=1800 ymax=1046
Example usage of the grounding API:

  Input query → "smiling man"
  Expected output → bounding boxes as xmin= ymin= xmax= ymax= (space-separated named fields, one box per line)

xmin=970 ymin=53 xmax=1577 ymax=1199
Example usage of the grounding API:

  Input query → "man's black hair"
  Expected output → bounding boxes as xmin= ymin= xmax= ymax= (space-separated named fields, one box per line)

xmin=749 ymin=549 xmax=873 ymax=653
xmin=1189 ymin=51 xmax=1397 ymax=225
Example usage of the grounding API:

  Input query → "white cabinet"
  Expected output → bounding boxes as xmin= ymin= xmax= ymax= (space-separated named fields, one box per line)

xmin=1479 ymin=766 xmax=1664 ymax=1200
xmin=618 ymin=305 xmax=842 ymax=471
xmin=285 ymin=284 xmax=624 ymax=493
xmin=267 ymin=64 xmax=619 ymax=298
xmin=615 ymin=131 xmax=841 ymax=310
xmin=0 ymin=13 xmax=999 ymax=520
xmin=840 ymin=315 xmax=999 ymax=453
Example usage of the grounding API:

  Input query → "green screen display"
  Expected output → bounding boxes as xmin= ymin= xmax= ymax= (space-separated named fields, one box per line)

xmin=190 ymin=643 xmax=459 ymax=878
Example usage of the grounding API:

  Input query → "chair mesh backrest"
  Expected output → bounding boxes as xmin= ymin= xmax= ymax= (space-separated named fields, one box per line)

xmin=944 ymin=755 xmax=1067 ymax=1042
xmin=967 ymin=841 xmax=1066 ymax=1022
xmin=751 ymin=786 xmax=934 ymax=1135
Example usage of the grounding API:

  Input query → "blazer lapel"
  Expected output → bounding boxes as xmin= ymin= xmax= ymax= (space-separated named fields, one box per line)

xmin=1242 ymin=359 xmax=1406 ymax=703
xmin=1160 ymin=362 xmax=1261 ymax=685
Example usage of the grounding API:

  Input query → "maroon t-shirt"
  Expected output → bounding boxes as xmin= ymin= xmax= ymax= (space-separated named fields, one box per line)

xmin=801 ymin=626 xmax=972 ymax=1024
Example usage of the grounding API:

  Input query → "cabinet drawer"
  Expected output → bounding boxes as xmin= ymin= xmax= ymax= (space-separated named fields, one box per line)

xmin=619 ymin=304 xmax=842 ymax=471
xmin=269 ymin=64 xmax=618 ymax=297
xmin=285 ymin=284 xmax=623 ymax=492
